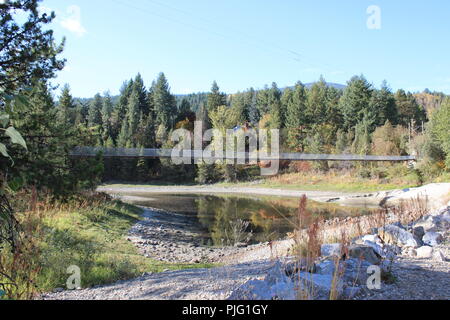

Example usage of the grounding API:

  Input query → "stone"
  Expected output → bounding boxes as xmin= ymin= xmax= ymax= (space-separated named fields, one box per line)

xmin=391 ymin=221 xmax=406 ymax=229
xmin=422 ymin=232 xmax=443 ymax=246
xmin=298 ymin=272 xmax=344 ymax=300
xmin=348 ymin=245 xmax=382 ymax=265
xmin=412 ymin=226 xmax=425 ymax=240
xmin=361 ymin=234 xmax=382 ymax=243
xmin=53 ymin=288 xmax=64 ymax=293
xmin=320 ymin=243 xmax=343 ymax=258
xmin=284 ymin=259 xmax=316 ymax=276
xmin=343 ymin=286 xmax=361 ymax=299
xmin=362 ymin=240 xmax=385 ymax=258
xmin=378 ymin=225 xmax=422 ymax=248
xmin=414 ymin=215 xmax=448 ymax=232
xmin=416 ymin=246 xmax=433 ymax=259
xmin=342 ymin=258 xmax=373 ymax=285
xmin=316 ymin=259 xmax=337 ymax=275
xmin=403 ymin=248 xmax=417 ymax=257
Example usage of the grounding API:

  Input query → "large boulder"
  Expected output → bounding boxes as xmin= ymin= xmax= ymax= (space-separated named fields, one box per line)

xmin=416 ymin=246 xmax=434 ymax=259
xmin=297 ymin=272 xmax=344 ymax=300
xmin=412 ymin=226 xmax=425 ymax=240
xmin=414 ymin=214 xmax=449 ymax=232
xmin=320 ymin=243 xmax=343 ymax=258
xmin=378 ymin=224 xmax=422 ymax=248
xmin=229 ymin=262 xmax=343 ymax=300
xmin=348 ymin=245 xmax=382 ymax=265
xmin=422 ymin=232 xmax=443 ymax=246
xmin=316 ymin=259 xmax=337 ymax=275
xmin=229 ymin=262 xmax=296 ymax=300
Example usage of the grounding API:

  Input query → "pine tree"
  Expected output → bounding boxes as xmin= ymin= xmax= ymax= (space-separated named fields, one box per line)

xmin=268 ymin=82 xmax=283 ymax=129
xmin=369 ymin=81 xmax=398 ymax=127
xmin=306 ymin=77 xmax=328 ymax=125
xmin=101 ymin=92 xmax=114 ymax=144
xmin=153 ymin=72 xmax=176 ymax=130
xmin=88 ymin=93 xmax=103 ymax=128
xmin=57 ymin=84 xmax=75 ymax=126
xmin=395 ymin=89 xmax=427 ymax=127
xmin=126 ymin=88 xmax=141 ymax=146
xmin=133 ymin=73 xmax=149 ymax=117
xmin=352 ymin=115 xmax=373 ymax=155
xmin=340 ymin=75 xmax=374 ymax=130
xmin=207 ymin=81 xmax=227 ymax=111
xmin=117 ymin=118 xmax=130 ymax=148
xmin=285 ymin=82 xmax=307 ymax=151
xmin=245 ymin=88 xmax=259 ymax=125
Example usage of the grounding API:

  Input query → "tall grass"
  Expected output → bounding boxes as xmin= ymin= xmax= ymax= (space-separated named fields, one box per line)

xmin=1 ymin=190 xmax=213 ymax=300
xmin=287 ymin=194 xmax=429 ymax=300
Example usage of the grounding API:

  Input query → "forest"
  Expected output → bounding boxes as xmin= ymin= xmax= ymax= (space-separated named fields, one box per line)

xmin=59 ymin=72 xmax=449 ymax=185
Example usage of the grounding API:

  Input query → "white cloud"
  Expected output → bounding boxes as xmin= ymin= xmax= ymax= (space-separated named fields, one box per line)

xmin=60 ymin=5 xmax=87 ymax=37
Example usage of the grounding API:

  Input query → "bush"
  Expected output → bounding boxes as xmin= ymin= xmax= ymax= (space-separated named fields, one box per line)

xmin=387 ymin=164 xmax=409 ymax=179
xmin=356 ymin=167 xmax=372 ymax=179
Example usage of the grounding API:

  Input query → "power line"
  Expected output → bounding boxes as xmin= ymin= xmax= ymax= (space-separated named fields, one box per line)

xmin=110 ymin=0 xmax=349 ymax=79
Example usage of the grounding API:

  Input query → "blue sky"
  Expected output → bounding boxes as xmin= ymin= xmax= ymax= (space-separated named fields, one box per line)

xmin=40 ymin=0 xmax=450 ymax=98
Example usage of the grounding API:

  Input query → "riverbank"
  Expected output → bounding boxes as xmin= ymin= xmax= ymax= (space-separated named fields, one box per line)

xmin=98 ymin=182 xmax=450 ymax=209
xmin=43 ymin=183 xmax=450 ymax=300
xmin=3 ymin=192 xmax=214 ymax=299
xmin=42 ymin=198 xmax=450 ymax=300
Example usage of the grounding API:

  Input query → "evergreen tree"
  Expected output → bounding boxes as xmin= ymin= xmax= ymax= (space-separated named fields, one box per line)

xmin=153 ymin=72 xmax=176 ymax=130
xmin=7 ymin=81 xmax=102 ymax=196
xmin=268 ymin=82 xmax=283 ymax=129
xmin=395 ymin=89 xmax=427 ymax=127
xmin=101 ymin=92 xmax=114 ymax=144
xmin=352 ymin=115 xmax=373 ymax=155
xmin=111 ymin=80 xmax=134 ymax=141
xmin=117 ymin=118 xmax=130 ymax=148
xmin=245 ymin=88 xmax=259 ymax=125
xmin=126 ymin=88 xmax=141 ymax=145
xmin=57 ymin=84 xmax=75 ymax=126
xmin=133 ymin=73 xmax=149 ymax=117
xmin=207 ymin=81 xmax=227 ymax=111
xmin=340 ymin=75 xmax=374 ymax=130
xmin=369 ymin=81 xmax=398 ymax=127
xmin=306 ymin=77 xmax=328 ymax=124
xmin=0 ymin=0 xmax=65 ymax=91
xmin=88 ymin=93 xmax=103 ymax=128
xmin=285 ymin=82 xmax=307 ymax=151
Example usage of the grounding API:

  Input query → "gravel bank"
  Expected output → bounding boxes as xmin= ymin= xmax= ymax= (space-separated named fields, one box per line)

xmin=43 ymin=184 xmax=449 ymax=300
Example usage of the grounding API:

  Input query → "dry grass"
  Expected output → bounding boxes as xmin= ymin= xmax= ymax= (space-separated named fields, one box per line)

xmin=286 ymin=194 xmax=430 ymax=300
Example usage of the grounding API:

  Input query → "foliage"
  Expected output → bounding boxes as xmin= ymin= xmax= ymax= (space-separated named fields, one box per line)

xmin=0 ymin=0 xmax=65 ymax=91
xmin=429 ymin=98 xmax=450 ymax=169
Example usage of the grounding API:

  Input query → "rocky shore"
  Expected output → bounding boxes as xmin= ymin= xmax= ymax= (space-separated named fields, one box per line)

xmin=43 ymin=184 xmax=450 ymax=300
xmin=230 ymin=203 xmax=449 ymax=300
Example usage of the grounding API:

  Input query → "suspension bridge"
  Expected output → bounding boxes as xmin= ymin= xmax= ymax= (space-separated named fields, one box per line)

xmin=69 ymin=147 xmax=416 ymax=162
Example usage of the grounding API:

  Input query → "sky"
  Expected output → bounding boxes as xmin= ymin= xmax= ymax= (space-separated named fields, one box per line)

xmin=35 ymin=0 xmax=450 ymax=98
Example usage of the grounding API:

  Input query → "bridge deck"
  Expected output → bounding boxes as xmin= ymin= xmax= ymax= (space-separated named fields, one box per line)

xmin=70 ymin=147 xmax=416 ymax=162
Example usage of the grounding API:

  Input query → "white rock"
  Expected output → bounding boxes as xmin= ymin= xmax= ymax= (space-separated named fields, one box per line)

xmin=416 ymin=246 xmax=434 ymax=259
xmin=423 ymin=232 xmax=443 ymax=246
xmin=320 ymin=243 xmax=342 ymax=257
xmin=362 ymin=234 xmax=382 ymax=243
xmin=378 ymin=225 xmax=422 ymax=248
xmin=362 ymin=240 xmax=385 ymax=257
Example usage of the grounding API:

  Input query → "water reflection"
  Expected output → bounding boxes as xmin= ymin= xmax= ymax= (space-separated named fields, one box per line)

xmin=122 ymin=193 xmax=374 ymax=246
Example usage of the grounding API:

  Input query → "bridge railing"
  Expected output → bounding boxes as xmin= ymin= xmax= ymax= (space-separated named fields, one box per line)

xmin=69 ymin=147 xmax=416 ymax=162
